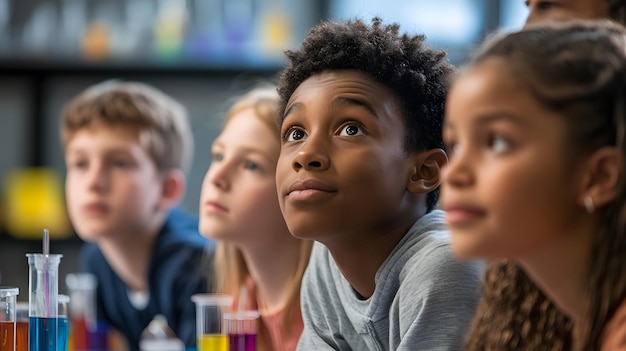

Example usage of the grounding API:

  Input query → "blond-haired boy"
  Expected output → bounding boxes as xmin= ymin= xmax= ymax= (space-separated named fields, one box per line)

xmin=61 ymin=80 xmax=214 ymax=351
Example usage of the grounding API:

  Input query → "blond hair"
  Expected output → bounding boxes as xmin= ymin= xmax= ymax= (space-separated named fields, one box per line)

xmin=211 ymin=86 xmax=313 ymax=349
xmin=60 ymin=80 xmax=193 ymax=173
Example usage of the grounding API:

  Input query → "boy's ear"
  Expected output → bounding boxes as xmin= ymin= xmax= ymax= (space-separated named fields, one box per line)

xmin=159 ymin=169 xmax=186 ymax=210
xmin=578 ymin=146 xmax=620 ymax=211
xmin=407 ymin=148 xmax=448 ymax=194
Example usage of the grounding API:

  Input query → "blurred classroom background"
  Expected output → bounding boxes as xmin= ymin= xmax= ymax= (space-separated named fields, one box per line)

xmin=0 ymin=0 xmax=528 ymax=298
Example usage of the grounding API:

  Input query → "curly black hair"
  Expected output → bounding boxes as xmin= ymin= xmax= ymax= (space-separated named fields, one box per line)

xmin=276 ymin=17 xmax=455 ymax=211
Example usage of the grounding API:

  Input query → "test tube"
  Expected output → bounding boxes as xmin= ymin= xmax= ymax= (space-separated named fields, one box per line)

xmin=65 ymin=273 xmax=97 ymax=351
xmin=0 ymin=287 xmax=19 ymax=351
xmin=26 ymin=253 xmax=63 ymax=351
xmin=15 ymin=302 xmax=28 ymax=351
xmin=58 ymin=295 xmax=70 ymax=351
xmin=191 ymin=294 xmax=233 ymax=351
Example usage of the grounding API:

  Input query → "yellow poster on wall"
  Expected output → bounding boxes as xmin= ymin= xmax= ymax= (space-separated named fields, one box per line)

xmin=3 ymin=167 xmax=71 ymax=239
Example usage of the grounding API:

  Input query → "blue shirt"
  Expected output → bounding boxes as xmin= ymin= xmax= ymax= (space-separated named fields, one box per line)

xmin=79 ymin=207 xmax=215 ymax=351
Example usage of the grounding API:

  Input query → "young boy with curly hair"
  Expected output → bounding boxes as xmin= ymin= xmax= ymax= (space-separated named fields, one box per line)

xmin=61 ymin=80 xmax=214 ymax=351
xmin=275 ymin=18 xmax=483 ymax=350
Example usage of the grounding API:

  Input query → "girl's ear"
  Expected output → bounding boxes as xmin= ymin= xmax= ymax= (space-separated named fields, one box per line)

xmin=159 ymin=169 xmax=186 ymax=210
xmin=407 ymin=148 xmax=448 ymax=194
xmin=579 ymin=146 xmax=620 ymax=211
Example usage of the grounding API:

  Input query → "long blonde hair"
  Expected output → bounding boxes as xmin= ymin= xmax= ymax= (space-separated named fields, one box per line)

xmin=210 ymin=85 xmax=313 ymax=348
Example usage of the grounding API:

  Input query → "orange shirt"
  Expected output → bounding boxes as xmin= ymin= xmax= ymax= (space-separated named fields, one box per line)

xmin=234 ymin=278 xmax=304 ymax=351
xmin=602 ymin=298 xmax=626 ymax=350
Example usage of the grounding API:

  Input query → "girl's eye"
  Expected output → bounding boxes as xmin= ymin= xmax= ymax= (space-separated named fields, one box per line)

xmin=285 ymin=127 xmax=307 ymax=142
xmin=338 ymin=124 xmax=364 ymax=137
xmin=446 ymin=142 xmax=461 ymax=157
xmin=490 ymin=135 xmax=511 ymax=154
xmin=212 ymin=153 xmax=224 ymax=162
xmin=244 ymin=161 xmax=260 ymax=171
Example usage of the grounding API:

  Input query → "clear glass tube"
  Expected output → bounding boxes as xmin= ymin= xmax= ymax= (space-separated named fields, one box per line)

xmin=0 ymin=286 xmax=19 ymax=351
xmin=26 ymin=253 xmax=62 ymax=351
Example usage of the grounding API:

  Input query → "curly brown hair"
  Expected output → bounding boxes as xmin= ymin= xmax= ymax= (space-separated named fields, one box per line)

xmin=462 ymin=20 xmax=626 ymax=351
xmin=276 ymin=17 xmax=455 ymax=211
xmin=464 ymin=261 xmax=573 ymax=350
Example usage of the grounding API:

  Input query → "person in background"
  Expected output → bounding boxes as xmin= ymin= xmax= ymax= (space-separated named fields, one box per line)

xmin=441 ymin=20 xmax=626 ymax=350
xmin=275 ymin=17 xmax=483 ymax=350
xmin=199 ymin=86 xmax=312 ymax=351
xmin=525 ymin=0 xmax=626 ymax=26
xmin=61 ymin=80 xmax=214 ymax=351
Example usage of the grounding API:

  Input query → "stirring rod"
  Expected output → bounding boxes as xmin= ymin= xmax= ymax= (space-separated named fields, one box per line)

xmin=43 ymin=228 xmax=50 ymax=316
xmin=43 ymin=228 xmax=49 ymax=256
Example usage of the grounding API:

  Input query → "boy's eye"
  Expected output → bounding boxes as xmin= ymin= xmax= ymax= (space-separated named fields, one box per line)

xmin=338 ymin=124 xmax=364 ymax=137
xmin=69 ymin=160 xmax=88 ymax=169
xmin=285 ymin=127 xmax=307 ymax=142
xmin=112 ymin=160 xmax=132 ymax=168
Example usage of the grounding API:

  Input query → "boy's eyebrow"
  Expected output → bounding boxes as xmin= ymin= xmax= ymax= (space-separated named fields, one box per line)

xmin=283 ymin=102 xmax=303 ymax=121
xmin=333 ymin=97 xmax=377 ymax=118
xmin=283 ymin=97 xmax=378 ymax=121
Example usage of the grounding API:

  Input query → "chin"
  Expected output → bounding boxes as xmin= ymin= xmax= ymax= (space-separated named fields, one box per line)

xmin=73 ymin=228 xmax=111 ymax=242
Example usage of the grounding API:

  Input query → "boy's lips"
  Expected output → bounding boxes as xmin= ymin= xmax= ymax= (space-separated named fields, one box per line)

xmin=83 ymin=203 xmax=108 ymax=215
xmin=286 ymin=179 xmax=337 ymax=201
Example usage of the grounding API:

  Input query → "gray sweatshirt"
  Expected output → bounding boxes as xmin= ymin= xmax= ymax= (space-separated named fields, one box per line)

xmin=296 ymin=210 xmax=483 ymax=351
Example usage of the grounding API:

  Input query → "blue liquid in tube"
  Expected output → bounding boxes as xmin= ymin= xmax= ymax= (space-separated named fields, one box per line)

xmin=57 ymin=317 xmax=69 ymax=351
xmin=29 ymin=317 xmax=65 ymax=351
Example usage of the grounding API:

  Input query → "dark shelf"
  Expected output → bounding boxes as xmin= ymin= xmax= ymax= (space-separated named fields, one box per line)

xmin=0 ymin=58 xmax=283 ymax=76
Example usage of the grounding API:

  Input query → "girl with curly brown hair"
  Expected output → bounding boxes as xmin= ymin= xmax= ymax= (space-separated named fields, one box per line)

xmin=441 ymin=20 xmax=626 ymax=351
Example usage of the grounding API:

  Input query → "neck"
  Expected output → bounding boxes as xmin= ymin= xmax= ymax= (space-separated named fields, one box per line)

xmin=98 ymin=224 xmax=161 ymax=292
xmin=519 ymin=221 xmax=595 ymax=324
xmin=322 ymin=212 xmax=420 ymax=299
xmin=240 ymin=234 xmax=304 ymax=312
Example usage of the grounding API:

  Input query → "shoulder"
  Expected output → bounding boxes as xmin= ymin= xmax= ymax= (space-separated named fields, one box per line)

xmin=602 ymin=298 xmax=626 ymax=351
xmin=399 ymin=214 xmax=484 ymax=292
xmin=79 ymin=243 xmax=106 ymax=269
xmin=158 ymin=207 xmax=215 ymax=251
xmin=402 ymin=236 xmax=483 ymax=285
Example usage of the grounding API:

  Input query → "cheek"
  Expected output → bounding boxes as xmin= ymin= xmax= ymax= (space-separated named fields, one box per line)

xmin=65 ymin=178 xmax=81 ymax=205
xmin=486 ymin=164 xmax=576 ymax=253
xmin=199 ymin=172 xmax=211 ymax=197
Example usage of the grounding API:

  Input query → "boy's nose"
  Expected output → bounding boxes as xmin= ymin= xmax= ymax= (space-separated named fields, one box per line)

xmin=86 ymin=164 xmax=109 ymax=191
xmin=292 ymin=141 xmax=330 ymax=171
xmin=293 ymin=150 xmax=330 ymax=171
